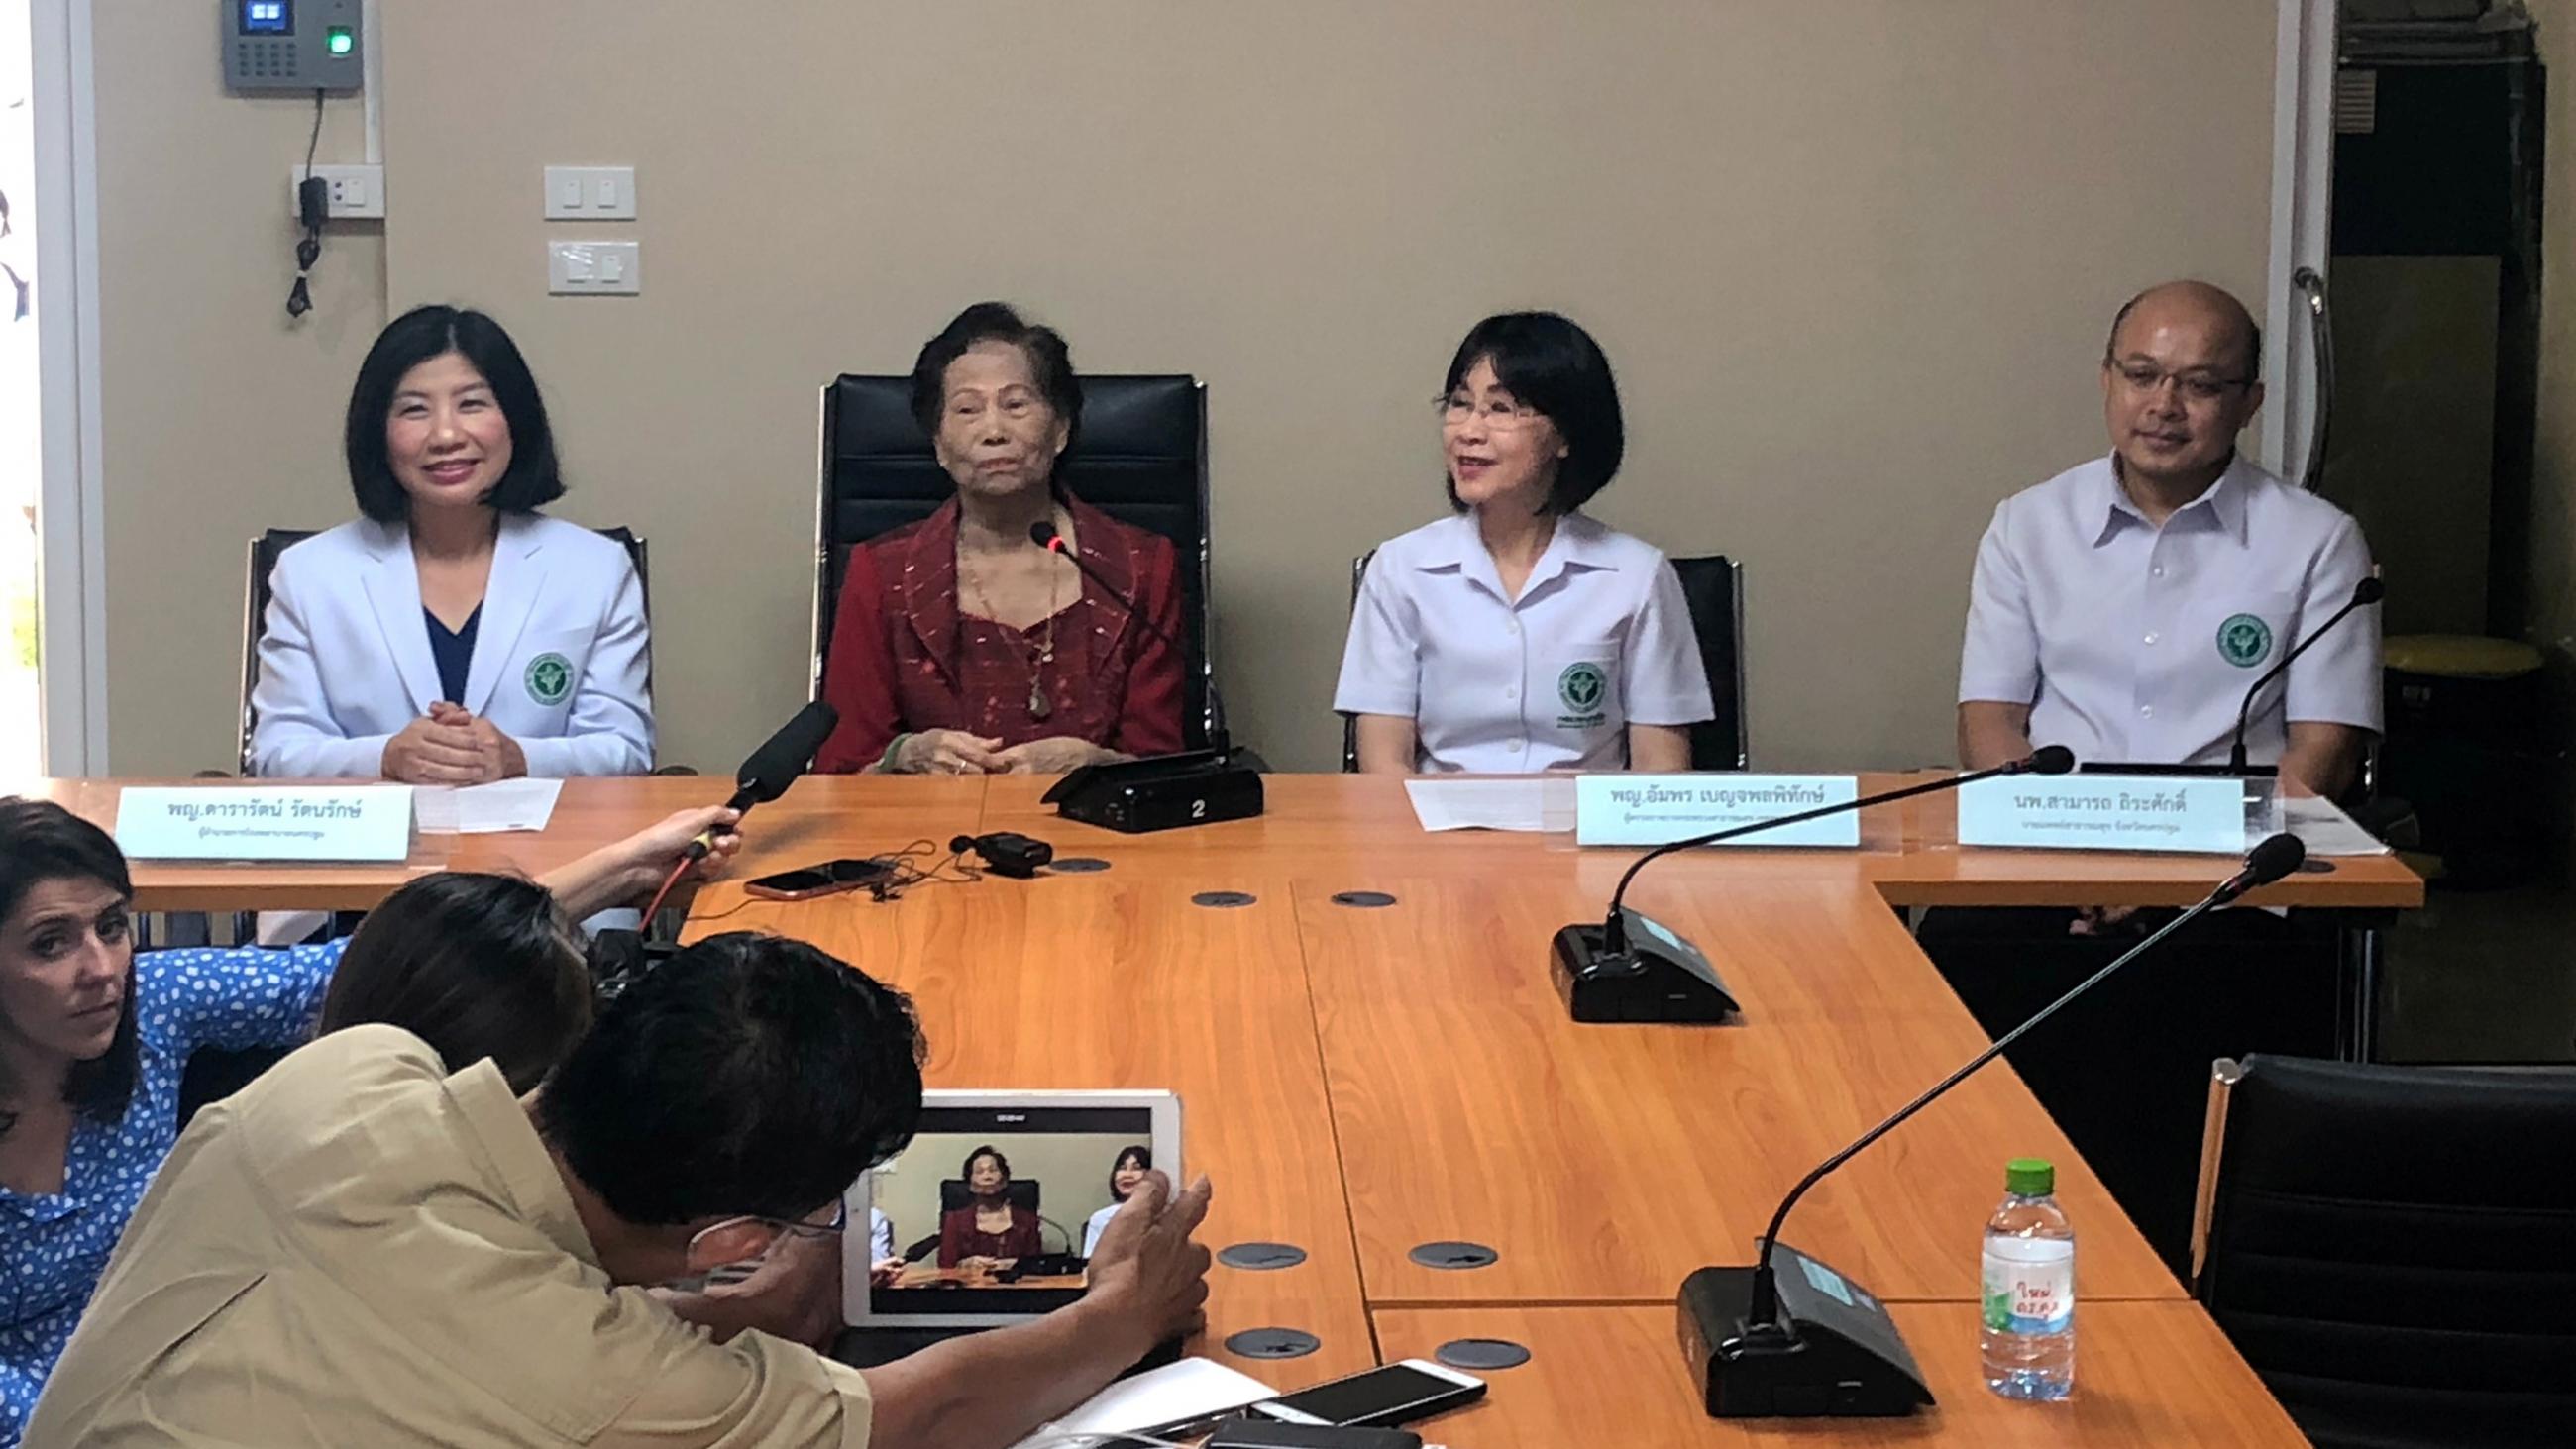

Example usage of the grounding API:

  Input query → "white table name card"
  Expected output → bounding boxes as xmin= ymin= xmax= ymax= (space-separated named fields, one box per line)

xmin=113 ymin=786 xmax=416 ymax=863
xmin=1575 ymin=775 xmax=1863 ymax=848
xmin=1956 ymin=775 xmax=2271 ymax=855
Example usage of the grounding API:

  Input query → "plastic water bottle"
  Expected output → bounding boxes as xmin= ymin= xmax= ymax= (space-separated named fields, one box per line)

xmin=1982 ymin=1156 xmax=2076 ymax=1400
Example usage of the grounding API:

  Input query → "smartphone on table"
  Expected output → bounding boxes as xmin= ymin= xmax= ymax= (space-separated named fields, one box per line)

xmin=742 ymin=858 xmax=895 ymax=901
xmin=1244 ymin=1359 xmax=1485 ymax=1428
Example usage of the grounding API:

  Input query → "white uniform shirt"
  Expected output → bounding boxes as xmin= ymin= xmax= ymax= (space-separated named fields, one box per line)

xmin=1959 ymin=454 xmax=2381 ymax=768
xmin=1336 ymin=511 xmax=1714 ymax=774
xmin=1082 ymin=1203 xmax=1118 ymax=1258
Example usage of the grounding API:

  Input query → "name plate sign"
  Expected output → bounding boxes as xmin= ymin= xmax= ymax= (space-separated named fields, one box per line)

xmin=1957 ymin=775 xmax=2245 ymax=854
xmin=1575 ymin=775 xmax=1862 ymax=848
xmin=114 ymin=786 xmax=415 ymax=863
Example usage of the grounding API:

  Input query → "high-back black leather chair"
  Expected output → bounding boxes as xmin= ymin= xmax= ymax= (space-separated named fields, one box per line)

xmin=812 ymin=374 xmax=1214 ymax=749
xmin=1338 ymin=549 xmax=1749 ymax=772
xmin=1669 ymin=555 xmax=1749 ymax=772
xmin=237 ymin=525 xmax=655 ymax=776
xmin=2193 ymin=1055 xmax=2576 ymax=1449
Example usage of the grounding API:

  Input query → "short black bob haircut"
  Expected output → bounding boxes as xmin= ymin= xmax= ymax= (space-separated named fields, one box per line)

xmin=1443 ymin=310 xmax=1626 ymax=516
xmin=908 ymin=301 xmax=1085 ymax=448
xmin=0 ymin=798 xmax=139 ymax=1139
xmin=345 ymin=304 xmax=566 ymax=524
xmin=535 ymin=932 xmax=927 ymax=1228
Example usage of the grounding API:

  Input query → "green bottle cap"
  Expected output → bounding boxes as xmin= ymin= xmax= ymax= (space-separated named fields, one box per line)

xmin=2005 ymin=1158 xmax=2055 ymax=1196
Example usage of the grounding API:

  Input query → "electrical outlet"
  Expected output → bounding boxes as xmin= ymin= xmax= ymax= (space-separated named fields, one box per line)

xmin=549 ymin=241 xmax=642 ymax=296
xmin=285 ymin=164 xmax=385 ymax=220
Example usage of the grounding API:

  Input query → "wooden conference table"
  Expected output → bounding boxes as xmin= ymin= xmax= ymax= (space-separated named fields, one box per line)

xmin=54 ymin=773 xmax=2422 ymax=1445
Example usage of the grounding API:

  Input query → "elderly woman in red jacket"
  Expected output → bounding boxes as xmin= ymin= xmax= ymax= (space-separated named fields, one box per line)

xmin=815 ymin=303 xmax=1185 ymax=776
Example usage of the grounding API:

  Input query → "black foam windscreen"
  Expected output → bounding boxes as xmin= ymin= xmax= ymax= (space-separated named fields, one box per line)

xmin=732 ymin=700 xmax=840 ymax=806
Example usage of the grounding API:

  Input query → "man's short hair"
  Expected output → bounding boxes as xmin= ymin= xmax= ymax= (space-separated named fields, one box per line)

xmin=536 ymin=933 xmax=926 ymax=1226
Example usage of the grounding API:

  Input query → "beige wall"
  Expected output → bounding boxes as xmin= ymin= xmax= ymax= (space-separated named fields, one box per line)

xmin=2529 ymin=1 xmax=2576 ymax=876
xmin=93 ymin=1 xmax=2279 ymax=776
xmin=2534 ymin=4 xmax=2576 ymax=669
xmin=94 ymin=1 xmax=384 ymax=774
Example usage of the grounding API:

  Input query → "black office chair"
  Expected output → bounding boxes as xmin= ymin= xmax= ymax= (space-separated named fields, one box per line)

xmin=811 ymin=374 xmax=1216 ymax=749
xmin=236 ymin=525 xmax=660 ymax=777
xmin=2192 ymin=1055 xmax=2576 ymax=1449
xmin=1337 ymin=549 xmax=1749 ymax=772
xmin=1668 ymin=555 xmax=1749 ymax=771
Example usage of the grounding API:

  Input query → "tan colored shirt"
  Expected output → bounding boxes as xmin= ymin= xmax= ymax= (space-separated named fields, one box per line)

xmin=25 ymin=1026 xmax=872 ymax=1448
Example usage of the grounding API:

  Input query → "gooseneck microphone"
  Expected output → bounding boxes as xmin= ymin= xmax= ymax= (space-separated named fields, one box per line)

xmin=1683 ymin=832 xmax=2309 ymax=1418
xmin=1555 ymin=746 xmax=2076 ymax=1024
xmin=1594 ymin=745 xmax=2076 ymax=960
xmin=2224 ymin=576 xmax=2384 ymax=774
xmin=1026 ymin=520 xmax=1267 ymax=832
xmin=684 ymin=699 xmax=841 ymax=861
xmin=1030 ymin=519 xmax=1233 ymax=757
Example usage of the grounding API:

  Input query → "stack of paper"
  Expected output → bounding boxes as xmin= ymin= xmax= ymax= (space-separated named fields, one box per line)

xmin=1404 ymin=776 xmax=1578 ymax=833
xmin=1006 ymin=1356 xmax=1277 ymax=1447
xmin=412 ymin=778 xmax=565 ymax=835
xmin=2284 ymin=795 xmax=2392 ymax=858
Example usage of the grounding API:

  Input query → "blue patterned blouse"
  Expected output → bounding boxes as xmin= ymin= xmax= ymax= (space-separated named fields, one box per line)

xmin=0 ymin=938 xmax=346 ymax=1444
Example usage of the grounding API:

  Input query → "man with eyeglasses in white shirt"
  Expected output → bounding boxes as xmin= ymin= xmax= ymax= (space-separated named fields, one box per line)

xmin=1926 ymin=280 xmax=2380 ymax=1275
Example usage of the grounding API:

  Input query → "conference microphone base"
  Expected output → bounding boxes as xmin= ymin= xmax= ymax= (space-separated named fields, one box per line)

xmin=1677 ymin=1245 xmax=1934 ymax=1418
xmin=1550 ymin=909 xmax=1741 ymax=1023
xmin=1043 ymin=750 xmax=1264 ymax=834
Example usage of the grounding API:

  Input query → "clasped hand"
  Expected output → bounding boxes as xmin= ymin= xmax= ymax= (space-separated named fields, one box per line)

xmin=381 ymin=701 xmax=528 ymax=784
xmin=897 ymin=730 xmax=1110 ymax=776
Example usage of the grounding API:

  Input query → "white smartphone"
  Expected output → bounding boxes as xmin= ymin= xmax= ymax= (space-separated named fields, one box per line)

xmin=1247 ymin=1359 xmax=1486 ymax=1428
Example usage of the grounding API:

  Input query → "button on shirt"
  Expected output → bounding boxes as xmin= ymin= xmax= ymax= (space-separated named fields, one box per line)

xmin=24 ymin=1027 xmax=873 ymax=1449
xmin=1959 ymin=454 xmax=2380 ymax=768
xmin=1335 ymin=511 xmax=1713 ymax=773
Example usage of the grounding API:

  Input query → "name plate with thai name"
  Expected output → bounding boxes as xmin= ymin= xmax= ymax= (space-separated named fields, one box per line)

xmin=1956 ymin=775 xmax=2255 ymax=854
xmin=113 ymin=786 xmax=415 ymax=863
xmin=1575 ymin=775 xmax=1862 ymax=848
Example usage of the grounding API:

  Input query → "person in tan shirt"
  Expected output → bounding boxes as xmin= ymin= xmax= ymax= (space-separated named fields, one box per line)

xmin=25 ymin=933 xmax=1213 ymax=1448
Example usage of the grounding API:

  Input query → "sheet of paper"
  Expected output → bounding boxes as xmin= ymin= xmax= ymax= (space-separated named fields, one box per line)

xmin=1405 ymin=776 xmax=1578 ymax=833
xmin=413 ymin=778 xmax=565 ymax=835
xmin=1006 ymin=1356 xmax=1277 ymax=1447
xmin=2285 ymin=794 xmax=2392 ymax=857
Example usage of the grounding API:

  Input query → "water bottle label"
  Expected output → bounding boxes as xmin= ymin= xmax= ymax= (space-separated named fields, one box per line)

xmin=1982 ymin=1244 xmax=2074 ymax=1335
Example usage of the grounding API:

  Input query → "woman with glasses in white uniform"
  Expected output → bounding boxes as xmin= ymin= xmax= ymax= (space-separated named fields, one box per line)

xmin=1336 ymin=311 xmax=1712 ymax=774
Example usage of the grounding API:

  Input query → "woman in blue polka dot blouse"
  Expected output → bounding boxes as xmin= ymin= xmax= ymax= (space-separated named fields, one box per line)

xmin=0 ymin=797 xmax=740 ymax=1443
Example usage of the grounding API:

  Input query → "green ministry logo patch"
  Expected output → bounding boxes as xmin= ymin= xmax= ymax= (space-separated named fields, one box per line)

xmin=2214 ymin=614 xmax=2274 ymax=669
xmin=525 ymin=652 xmax=575 ymax=706
xmin=1556 ymin=661 xmax=1608 ymax=729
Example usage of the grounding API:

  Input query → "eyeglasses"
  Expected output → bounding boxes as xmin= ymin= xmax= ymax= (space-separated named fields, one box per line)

xmin=1436 ymin=394 xmax=1548 ymax=431
xmin=2108 ymin=361 xmax=2252 ymax=405
xmin=690 ymin=1197 xmax=848 ymax=1267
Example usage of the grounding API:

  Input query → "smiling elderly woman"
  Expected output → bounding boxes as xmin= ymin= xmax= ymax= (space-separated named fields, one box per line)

xmin=814 ymin=303 xmax=1187 ymax=776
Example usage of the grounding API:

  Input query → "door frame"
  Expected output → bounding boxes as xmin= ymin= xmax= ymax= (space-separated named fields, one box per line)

xmin=28 ymin=0 xmax=105 ymax=775
xmin=2263 ymin=0 xmax=2338 ymax=484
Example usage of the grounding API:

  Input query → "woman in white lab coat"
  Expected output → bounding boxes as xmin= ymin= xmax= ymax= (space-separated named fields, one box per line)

xmin=250 ymin=305 xmax=653 ymax=781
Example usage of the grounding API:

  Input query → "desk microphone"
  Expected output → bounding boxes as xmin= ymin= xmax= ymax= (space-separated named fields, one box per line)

xmin=1554 ymin=746 xmax=2077 ymax=1022
xmin=1680 ymin=832 xmax=2309 ymax=1418
xmin=1028 ymin=520 xmax=1265 ymax=832
xmin=684 ymin=699 xmax=840 ymax=861
xmin=1029 ymin=519 xmax=1234 ymax=758
xmin=2224 ymin=576 xmax=2383 ymax=775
